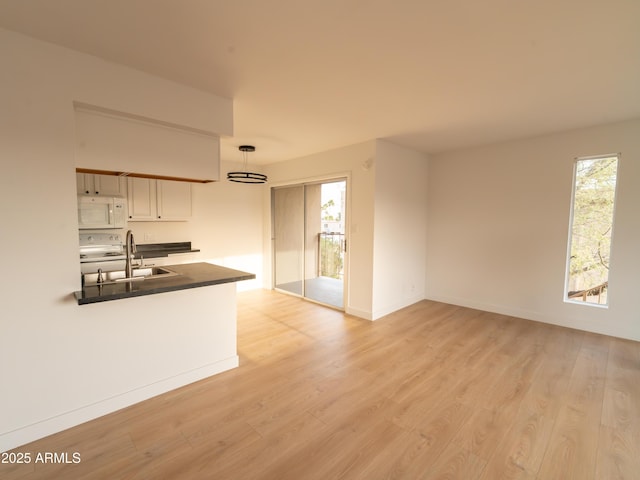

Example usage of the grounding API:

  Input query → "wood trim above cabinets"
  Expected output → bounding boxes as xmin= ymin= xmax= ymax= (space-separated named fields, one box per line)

xmin=76 ymin=168 xmax=215 ymax=184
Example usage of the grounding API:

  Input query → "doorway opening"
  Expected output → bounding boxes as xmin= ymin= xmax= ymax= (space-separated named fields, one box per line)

xmin=272 ymin=179 xmax=347 ymax=310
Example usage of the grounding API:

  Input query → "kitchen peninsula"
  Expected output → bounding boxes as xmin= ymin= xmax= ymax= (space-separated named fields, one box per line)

xmin=66 ymin=260 xmax=255 ymax=449
xmin=75 ymin=262 xmax=254 ymax=304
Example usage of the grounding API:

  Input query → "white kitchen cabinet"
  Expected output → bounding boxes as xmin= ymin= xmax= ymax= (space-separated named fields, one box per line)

xmin=127 ymin=177 xmax=191 ymax=221
xmin=157 ymin=180 xmax=192 ymax=220
xmin=77 ymin=173 xmax=126 ymax=196
xmin=127 ymin=177 xmax=157 ymax=220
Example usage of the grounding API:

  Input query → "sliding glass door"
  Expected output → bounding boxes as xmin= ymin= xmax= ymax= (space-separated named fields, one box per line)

xmin=273 ymin=179 xmax=347 ymax=309
xmin=273 ymin=185 xmax=305 ymax=296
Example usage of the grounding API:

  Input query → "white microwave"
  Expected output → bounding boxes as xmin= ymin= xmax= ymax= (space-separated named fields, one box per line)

xmin=78 ymin=195 xmax=127 ymax=229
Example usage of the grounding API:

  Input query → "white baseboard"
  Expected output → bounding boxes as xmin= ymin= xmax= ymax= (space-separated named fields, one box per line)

xmin=372 ymin=295 xmax=425 ymax=321
xmin=426 ymin=294 xmax=547 ymax=324
xmin=346 ymin=295 xmax=425 ymax=322
xmin=424 ymin=294 xmax=640 ymax=342
xmin=345 ymin=306 xmax=373 ymax=320
xmin=0 ymin=356 xmax=239 ymax=452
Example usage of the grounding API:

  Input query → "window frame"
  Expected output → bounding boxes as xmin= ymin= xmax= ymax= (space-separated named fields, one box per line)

xmin=563 ymin=153 xmax=620 ymax=308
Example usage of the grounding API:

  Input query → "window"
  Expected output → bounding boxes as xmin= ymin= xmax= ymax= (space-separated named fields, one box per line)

xmin=565 ymin=154 xmax=619 ymax=306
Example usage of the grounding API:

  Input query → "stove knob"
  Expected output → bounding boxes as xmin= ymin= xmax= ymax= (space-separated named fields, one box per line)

xmin=87 ymin=236 xmax=93 ymax=242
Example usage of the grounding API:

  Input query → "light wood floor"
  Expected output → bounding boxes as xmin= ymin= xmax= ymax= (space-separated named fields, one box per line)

xmin=3 ymin=290 xmax=640 ymax=479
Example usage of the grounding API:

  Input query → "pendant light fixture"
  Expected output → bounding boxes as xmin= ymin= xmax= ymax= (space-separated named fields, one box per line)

xmin=227 ymin=145 xmax=267 ymax=184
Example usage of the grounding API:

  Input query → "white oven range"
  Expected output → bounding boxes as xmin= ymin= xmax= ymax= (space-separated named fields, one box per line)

xmin=79 ymin=232 xmax=126 ymax=274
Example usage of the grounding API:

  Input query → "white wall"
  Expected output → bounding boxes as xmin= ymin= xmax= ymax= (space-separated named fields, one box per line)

xmin=0 ymin=29 xmax=260 ymax=451
xmin=265 ymin=141 xmax=377 ymax=319
xmin=372 ymin=141 xmax=428 ymax=318
xmin=426 ymin=119 xmax=640 ymax=341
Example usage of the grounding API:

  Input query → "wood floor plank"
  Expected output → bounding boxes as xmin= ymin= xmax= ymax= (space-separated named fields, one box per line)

xmin=423 ymin=441 xmax=487 ymax=480
xmin=595 ymin=337 xmax=640 ymax=479
xmin=536 ymin=344 xmax=608 ymax=480
xmin=159 ymin=414 xmax=324 ymax=480
xmin=2 ymin=291 xmax=638 ymax=480
xmin=478 ymin=341 xmax=581 ymax=480
xmin=450 ymin=406 xmax=516 ymax=462
xmin=255 ymin=403 xmax=405 ymax=480
xmin=478 ymin=389 xmax=557 ymax=480
xmin=596 ymin=425 xmax=640 ymax=480
xmin=479 ymin=413 xmax=549 ymax=479
xmin=535 ymin=405 xmax=600 ymax=480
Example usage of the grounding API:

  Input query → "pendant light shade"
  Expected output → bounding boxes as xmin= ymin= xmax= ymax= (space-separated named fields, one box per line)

xmin=227 ymin=145 xmax=267 ymax=184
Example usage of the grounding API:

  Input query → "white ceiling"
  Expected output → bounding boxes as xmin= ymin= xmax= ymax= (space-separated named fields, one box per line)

xmin=1 ymin=0 xmax=639 ymax=164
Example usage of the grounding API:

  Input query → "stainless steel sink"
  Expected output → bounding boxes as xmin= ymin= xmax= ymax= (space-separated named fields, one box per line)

xmin=83 ymin=267 xmax=179 ymax=286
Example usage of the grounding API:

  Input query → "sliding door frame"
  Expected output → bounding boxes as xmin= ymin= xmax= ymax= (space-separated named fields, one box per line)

xmin=270 ymin=172 xmax=351 ymax=311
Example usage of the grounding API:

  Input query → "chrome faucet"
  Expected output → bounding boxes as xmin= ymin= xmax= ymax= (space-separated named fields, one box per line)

xmin=125 ymin=230 xmax=136 ymax=278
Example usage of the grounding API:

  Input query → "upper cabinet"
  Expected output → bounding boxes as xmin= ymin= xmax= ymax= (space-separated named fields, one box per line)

xmin=157 ymin=180 xmax=192 ymax=221
xmin=74 ymin=105 xmax=220 ymax=183
xmin=77 ymin=173 xmax=126 ymax=196
xmin=126 ymin=177 xmax=157 ymax=221
xmin=127 ymin=177 xmax=192 ymax=222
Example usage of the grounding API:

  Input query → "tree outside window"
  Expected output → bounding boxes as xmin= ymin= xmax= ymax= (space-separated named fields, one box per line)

xmin=566 ymin=155 xmax=619 ymax=305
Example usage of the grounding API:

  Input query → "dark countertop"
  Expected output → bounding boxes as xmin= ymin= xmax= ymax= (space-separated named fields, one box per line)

xmin=134 ymin=242 xmax=199 ymax=259
xmin=75 ymin=262 xmax=255 ymax=305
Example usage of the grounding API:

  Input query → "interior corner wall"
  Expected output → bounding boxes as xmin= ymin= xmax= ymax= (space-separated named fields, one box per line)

xmin=426 ymin=119 xmax=640 ymax=341
xmin=264 ymin=141 xmax=377 ymax=319
xmin=372 ymin=140 xmax=429 ymax=319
